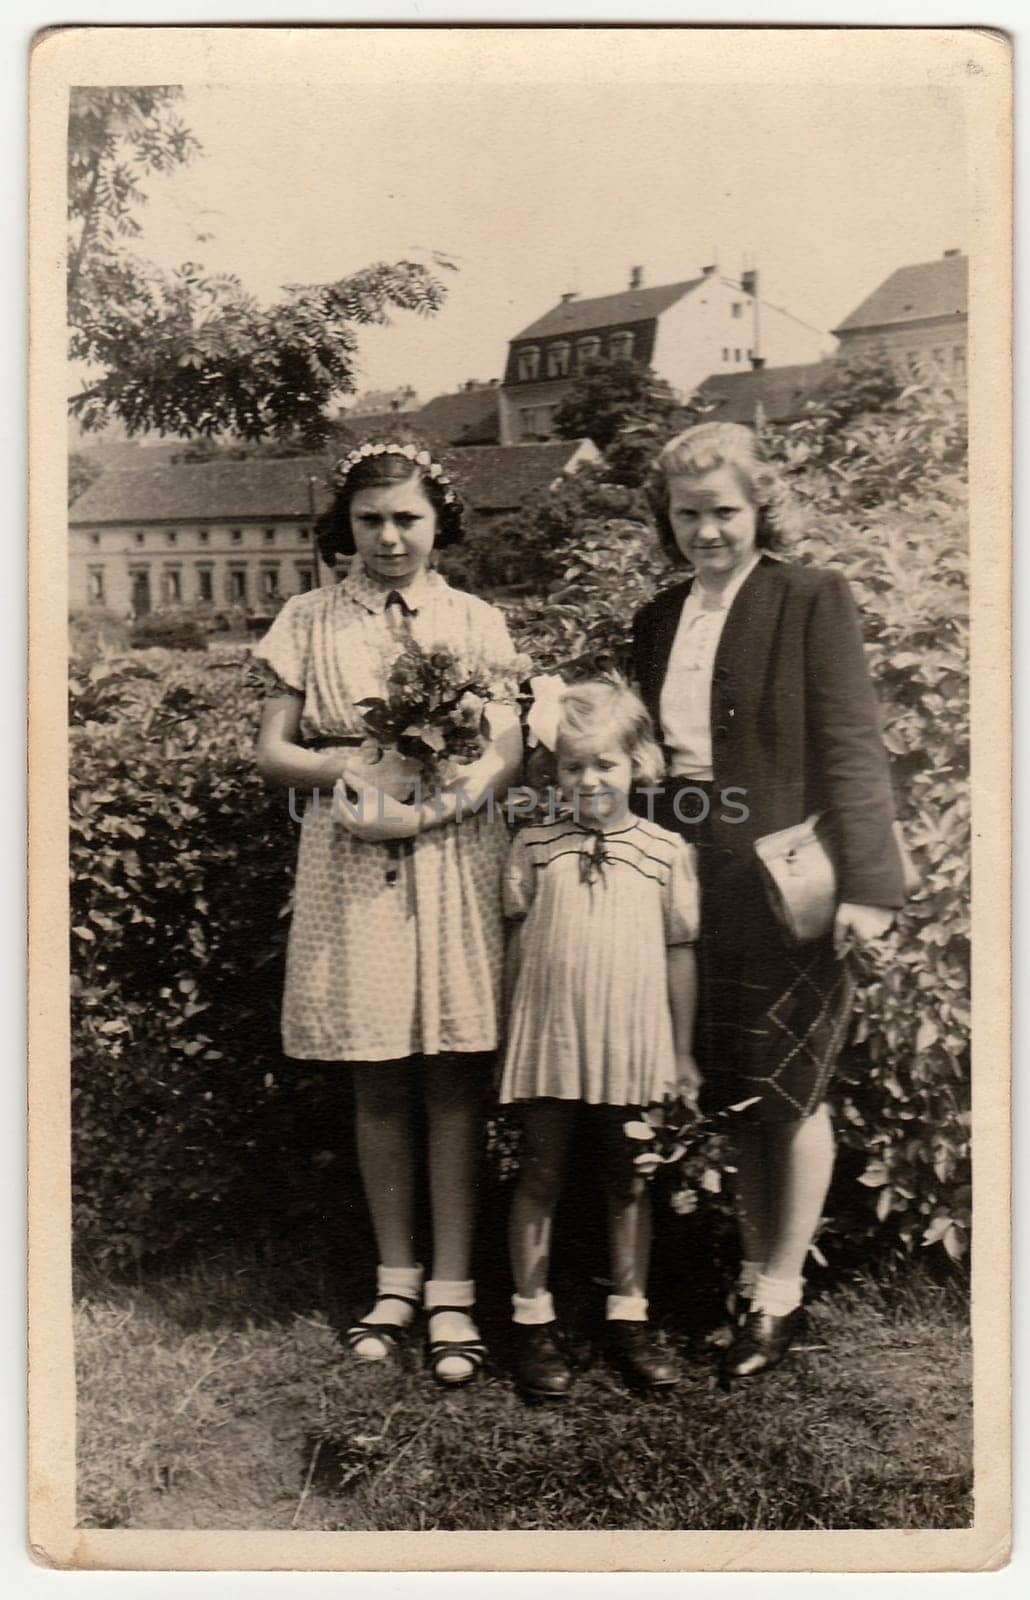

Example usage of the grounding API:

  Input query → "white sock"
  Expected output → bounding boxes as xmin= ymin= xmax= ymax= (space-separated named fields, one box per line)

xmin=351 ymin=1263 xmax=423 ymax=1360
xmin=752 ymin=1271 xmax=803 ymax=1317
xmin=606 ymin=1294 xmax=648 ymax=1323
xmin=512 ymin=1290 xmax=556 ymax=1326
xmin=425 ymin=1279 xmax=478 ymax=1382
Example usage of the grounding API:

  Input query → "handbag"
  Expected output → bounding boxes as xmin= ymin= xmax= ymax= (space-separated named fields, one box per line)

xmin=754 ymin=812 xmax=918 ymax=946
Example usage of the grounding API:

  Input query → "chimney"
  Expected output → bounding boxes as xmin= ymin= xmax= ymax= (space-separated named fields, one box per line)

xmin=560 ymin=290 xmax=578 ymax=303
xmin=943 ymin=247 xmax=961 ymax=257
xmin=740 ymin=267 xmax=758 ymax=297
xmin=629 ymin=265 xmax=644 ymax=290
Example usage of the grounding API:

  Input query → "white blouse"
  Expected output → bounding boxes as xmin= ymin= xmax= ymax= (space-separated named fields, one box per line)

xmin=659 ymin=554 xmax=762 ymax=780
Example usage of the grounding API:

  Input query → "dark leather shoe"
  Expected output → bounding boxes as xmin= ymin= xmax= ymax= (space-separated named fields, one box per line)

xmin=512 ymin=1322 xmax=573 ymax=1399
xmin=606 ymin=1320 xmax=680 ymax=1390
xmin=724 ymin=1307 xmax=803 ymax=1377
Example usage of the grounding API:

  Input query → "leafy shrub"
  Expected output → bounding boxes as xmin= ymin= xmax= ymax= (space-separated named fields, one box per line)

xmin=130 ymin=609 xmax=208 ymax=652
xmin=69 ymin=608 xmax=132 ymax=660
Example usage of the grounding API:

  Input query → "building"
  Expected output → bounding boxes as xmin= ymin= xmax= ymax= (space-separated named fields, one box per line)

xmin=338 ymin=382 xmax=501 ymax=450
xmin=831 ymin=250 xmax=967 ymax=378
xmin=499 ymin=265 xmax=832 ymax=444
xmin=69 ymin=456 xmax=328 ymax=616
xmin=68 ymin=439 xmax=597 ymax=614
xmin=693 ymin=361 xmax=834 ymax=428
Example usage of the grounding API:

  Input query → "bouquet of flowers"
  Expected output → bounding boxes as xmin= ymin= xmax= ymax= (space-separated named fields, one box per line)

xmin=623 ymin=1094 xmax=761 ymax=1215
xmin=352 ymin=639 xmax=528 ymax=799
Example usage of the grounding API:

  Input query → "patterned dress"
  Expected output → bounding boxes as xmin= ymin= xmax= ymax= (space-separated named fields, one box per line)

xmin=253 ymin=558 xmax=517 ymax=1063
xmin=499 ymin=816 xmax=699 ymax=1109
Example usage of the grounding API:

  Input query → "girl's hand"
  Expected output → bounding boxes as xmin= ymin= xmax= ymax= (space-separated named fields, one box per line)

xmin=675 ymin=1050 xmax=703 ymax=1116
xmin=833 ymin=902 xmax=894 ymax=956
xmin=334 ymin=781 xmax=422 ymax=842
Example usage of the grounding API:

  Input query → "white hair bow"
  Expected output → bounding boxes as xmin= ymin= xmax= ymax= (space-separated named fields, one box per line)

xmin=525 ymin=674 xmax=567 ymax=752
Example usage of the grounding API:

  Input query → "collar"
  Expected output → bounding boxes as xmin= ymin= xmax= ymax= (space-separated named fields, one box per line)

xmin=686 ymin=551 xmax=763 ymax=614
xmin=340 ymin=555 xmax=444 ymax=616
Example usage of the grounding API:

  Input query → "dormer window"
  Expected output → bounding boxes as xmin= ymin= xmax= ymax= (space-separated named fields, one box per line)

xmin=516 ymin=345 xmax=540 ymax=382
xmin=731 ymin=302 xmax=743 ymax=319
xmin=608 ymin=330 xmax=634 ymax=361
xmin=576 ymin=336 xmax=602 ymax=372
xmin=546 ymin=341 xmax=571 ymax=378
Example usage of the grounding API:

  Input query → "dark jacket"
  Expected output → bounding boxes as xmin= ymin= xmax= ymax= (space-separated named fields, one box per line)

xmin=631 ymin=553 xmax=906 ymax=909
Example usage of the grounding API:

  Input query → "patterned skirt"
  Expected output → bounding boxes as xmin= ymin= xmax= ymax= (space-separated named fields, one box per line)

xmin=660 ymin=790 xmax=856 ymax=1123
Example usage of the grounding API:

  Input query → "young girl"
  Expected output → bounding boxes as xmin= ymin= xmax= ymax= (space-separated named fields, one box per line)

xmin=499 ymin=680 xmax=700 ymax=1398
xmin=254 ymin=441 xmax=522 ymax=1388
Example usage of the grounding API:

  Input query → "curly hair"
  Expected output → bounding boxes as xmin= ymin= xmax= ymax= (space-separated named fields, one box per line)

xmin=315 ymin=446 xmax=465 ymax=567
xmin=644 ymin=421 xmax=794 ymax=561
xmin=541 ymin=677 xmax=666 ymax=789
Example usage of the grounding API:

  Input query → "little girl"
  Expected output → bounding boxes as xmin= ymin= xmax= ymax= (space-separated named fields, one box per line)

xmin=499 ymin=679 xmax=700 ymax=1399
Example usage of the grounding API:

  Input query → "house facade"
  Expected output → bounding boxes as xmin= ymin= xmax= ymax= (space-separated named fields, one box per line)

xmin=69 ymin=456 xmax=329 ymax=616
xmin=831 ymin=250 xmax=967 ymax=379
xmin=499 ymin=266 xmax=832 ymax=444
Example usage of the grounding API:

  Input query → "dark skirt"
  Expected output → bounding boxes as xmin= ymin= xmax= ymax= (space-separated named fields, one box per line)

xmin=657 ymin=785 xmax=856 ymax=1124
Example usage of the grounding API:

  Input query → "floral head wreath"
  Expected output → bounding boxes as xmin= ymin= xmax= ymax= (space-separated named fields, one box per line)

xmin=331 ymin=441 xmax=458 ymax=505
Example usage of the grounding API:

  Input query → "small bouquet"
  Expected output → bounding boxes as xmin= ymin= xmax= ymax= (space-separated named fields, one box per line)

xmin=352 ymin=639 xmax=528 ymax=799
xmin=623 ymin=1094 xmax=761 ymax=1215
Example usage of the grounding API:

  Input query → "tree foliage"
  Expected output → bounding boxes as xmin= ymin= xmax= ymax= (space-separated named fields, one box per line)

xmin=551 ymin=356 xmax=699 ymax=485
xmin=67 ymin=88 xmax=451 ymax=445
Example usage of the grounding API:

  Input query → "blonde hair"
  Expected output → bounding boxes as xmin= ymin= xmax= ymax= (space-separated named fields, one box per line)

xmin=645 ymin=420 xmax=794 ymax=556
xmin=554 ymin=678 xmax=665 ymax=787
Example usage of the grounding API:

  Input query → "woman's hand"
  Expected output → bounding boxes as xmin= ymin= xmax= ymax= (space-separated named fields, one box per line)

xmin=675 ymin=1050 xmax=703 ymax=1116
xmin=333 ymin=781 xmax=422 ymax=842
xmin=833 ymin=902 xmax=894 ymax=956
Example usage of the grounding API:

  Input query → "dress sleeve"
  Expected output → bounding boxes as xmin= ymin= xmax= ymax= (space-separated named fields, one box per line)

xmin=502 ymin=830 xmax=535 ymax=921
xmin=664 ymin=837 xmax=700 ymax=946
xmin=251 ymin=597 xmax=309 ymax=695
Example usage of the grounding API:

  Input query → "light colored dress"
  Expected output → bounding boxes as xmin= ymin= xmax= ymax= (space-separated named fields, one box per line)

xmin=253 ymin=557 xmax=517 ymax=1063
xmin=499 ymin=816 xmax=700 ymax=1108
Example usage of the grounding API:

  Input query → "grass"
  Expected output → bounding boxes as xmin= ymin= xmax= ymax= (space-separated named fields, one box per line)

xmin=74 ymin=1215 xmax=972 ymax=1532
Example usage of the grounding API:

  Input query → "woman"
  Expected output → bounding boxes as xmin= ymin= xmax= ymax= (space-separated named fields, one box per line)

xmin=254 ymin=441 xmax=522 ymax=1387
xmin=631 ymin=422 xmax=906 ymax=1377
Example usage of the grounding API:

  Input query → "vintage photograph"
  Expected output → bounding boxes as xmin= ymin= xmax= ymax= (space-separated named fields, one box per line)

xmin=28 ymin=24 xmax=1011 ymax=1571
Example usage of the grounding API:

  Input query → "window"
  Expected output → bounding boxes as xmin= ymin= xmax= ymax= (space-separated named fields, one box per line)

xmin=261 ymin=568 xmax=280 ymax=600
xmin=519 ymin=405 xmax=557 ymax=441
xmin=516 ymin=345 xmax=540 ymax=382
xmin=90 ymin=533 xmax=100 ymax=547
xmin=197 ymin=568 xmax=213 ymax=603
xmin=722 ymin=347 xmax=730 ymax=362
xmin=166 ymin=530 xmax=178 ymax=546
xmin=546 ymin=342 xmax=570 ymax=378
xmin=162 ymin=568 xmax=182 ymax=604
xmin=87 ymin=568 xmax=105 ymax=605
xmin=228 ymin=569 xmax=247 ymax=603
xmin=297 ymin=567 xmax=314 ymax=593
xmin=576 ymin=336 xmax=601 ymax=372
xmin=953 ymin=345 xmax=966 ymax=375
xmin=299 ymin=528 xmax=310 ymax=542
xmin=230 ymin=528 xmax=243 ymax=545
xmin=608 ymin=331 xmax=634 ymax=360
xmin=198 ymin=529 xmax=210 ymax=546
xmin=264 ymin=528 xmax=276 ymax=545
xmin=731 ymin=302 xmax=743 ymax=318
xmin=734 ymin=349 xmax=741 ymax=362
xmin=134 ymin=531 xmax=144 ymax=546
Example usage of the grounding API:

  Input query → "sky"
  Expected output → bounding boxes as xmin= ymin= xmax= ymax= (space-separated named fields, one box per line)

xmin=120 ymin=78 xmax=967 ymax=407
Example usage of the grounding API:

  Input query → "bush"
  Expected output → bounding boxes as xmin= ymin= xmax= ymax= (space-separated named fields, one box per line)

xmin=130 ymin=609 xmax=208 ymax=652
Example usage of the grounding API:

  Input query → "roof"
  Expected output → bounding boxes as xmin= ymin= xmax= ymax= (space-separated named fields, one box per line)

xmin=69 ymin=455 xmax=332 ymax=524
xmin=511 ymin=278 xmax=703 ymax=343
xmin=69 ymin=440 xmax=596 ymax=526
xmin=695 ymin=363 xmax=833 ymax=425
xmin=417 ymin=388 xmax=500 ymax=446
xmin=833 ymin=254 xmax=968 ymax=334
xmin=449 ymin=440 xmax=597 ymax=511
